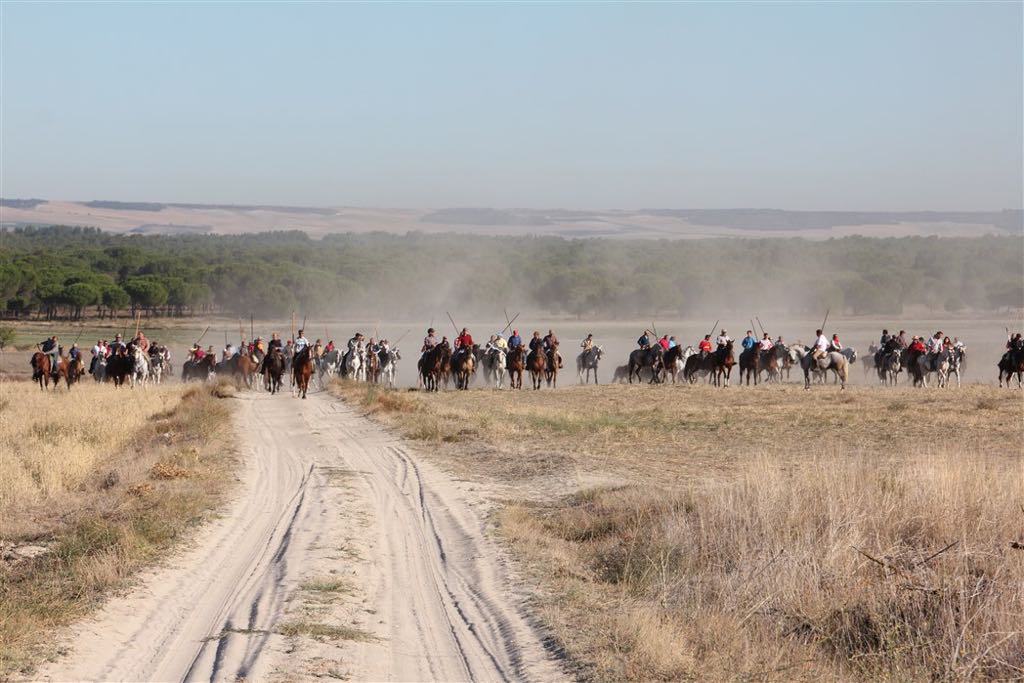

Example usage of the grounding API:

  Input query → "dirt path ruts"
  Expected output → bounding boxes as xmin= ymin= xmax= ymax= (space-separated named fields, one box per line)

xmin=36 ymin=391 xmax=564 ymax=682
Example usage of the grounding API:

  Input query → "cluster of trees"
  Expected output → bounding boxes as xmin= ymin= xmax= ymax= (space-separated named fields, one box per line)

xmin=0 ymin=226 xmax=1020 ymax=321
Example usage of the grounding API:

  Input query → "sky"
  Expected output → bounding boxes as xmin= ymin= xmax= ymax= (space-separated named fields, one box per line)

xmin=1 ymin=1 xmax=1021 ymax=211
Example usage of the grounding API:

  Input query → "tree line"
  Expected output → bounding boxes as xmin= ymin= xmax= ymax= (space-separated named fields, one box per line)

xmin=0 ymin=225 xmax=1020 ymax=322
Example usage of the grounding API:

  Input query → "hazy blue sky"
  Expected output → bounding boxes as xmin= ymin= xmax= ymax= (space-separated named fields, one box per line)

xmin=2 ymin=2 xmax=1021 ymax=210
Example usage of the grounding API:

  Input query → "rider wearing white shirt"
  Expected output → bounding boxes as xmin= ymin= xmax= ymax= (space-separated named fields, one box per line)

xmin=759 ymin=334 xmax=774 ymax=352
xmin=716 ymin=330 xmax=732 ymax=348
xmin=293 ymin=330 xmax=310 ymax=354
xmin=813 ymin=329 xmax=830 ymax=358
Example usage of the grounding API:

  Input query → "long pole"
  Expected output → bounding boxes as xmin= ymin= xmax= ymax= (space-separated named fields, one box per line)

xmin=393 ymin=329 xmax=412 ymax=346
xmin=238 ymin=318 xmax=245 ymax=344
xmin=500 ymin=312 xmax=520 ymax=336
xmin=195 ymin=326 xmax=210 ymax=346
xmin=820 ymin=308 xmax=830 ymax=332
xmin=446 ymin=311 xmax=459 ymax=335
xmin=651 ymin=321 xmax=659 ymax=338
xmin=134 ymin=311 xmax=141 ymax=337
xmin=707 ymin=319 xmax=720 ymax=340
xmin=756 ymin=316 xmax=767 ymax=337
xmin=291 ymin=311 xmax=296 ymax=342
xmin=250 ymin=313 xmax=254 ymax=343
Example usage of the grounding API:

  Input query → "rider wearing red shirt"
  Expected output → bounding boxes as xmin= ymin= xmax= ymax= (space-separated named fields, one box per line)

xmin=698 ymin=335 xmax=713 ymax=354
xmin=455 ymin=328 xmax=473 ymax=350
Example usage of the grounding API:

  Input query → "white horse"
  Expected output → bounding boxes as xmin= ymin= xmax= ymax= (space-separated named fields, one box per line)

xmin=877 ymin=349 xmax=902 ymax=385
xmin=345 ymin=342 xmax=366 ymax=382
xmin=917 ymin=349 xmax=951 ymax=388
xmin=577 ymin=346 xmax=604 ymax=384
xmin=946 ymin=346 xmax=964 ymax=388
xmin=667 ymin=345 xmax=695 ymax=384
xmin=130 ymin=346 xmax=150 ymax=388
xmin=380 ymin=347 xmax=401 ymax=388
xmin=483 ymin=347 xmax=507 ymax=388
xmin=318 ymin=349 xmax=341 ymax=387
xmin=93 ymin=354 xmax=107 ymax=382
xmin=793 ymin=345 xmax=849 ymax=390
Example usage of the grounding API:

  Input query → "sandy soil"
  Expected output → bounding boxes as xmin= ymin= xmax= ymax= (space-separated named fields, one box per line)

xmin=33 ymin=391 xmax=564 ymax=682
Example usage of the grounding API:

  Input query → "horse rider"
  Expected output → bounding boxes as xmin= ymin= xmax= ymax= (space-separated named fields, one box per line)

xmin=453 ymin=329 xmax=474 ymax=363
xmin=759 ymin=333 xmax=774 ymax=352
xmin=637 ymin=329 xmax=651 ymax=349
xmin=926 ymin=331 xmax=943 ymax=366
xmin=325 ymin=339 xmax=335 ymax=354
xmin=716 ymin=329 xmax=732 ymax=349
xmin=133 ymin=330 xmax=150 ymax=354
xmin=698 ymin=334 xmax=713 ymax=358
xmin=529 ymin=331 xmax=544 ymax=355
xmin=830 ymin=333 xmax=843 ymax=353
xmin=294 ymin=330 xmax=311 ymax=357
xmin=89 ymin=339 xmax=104 ymax=374
xmin=110 ymin=333 xmax=126 ymax=352
xmin=68 ymin=343 xmax=81 ymax=364
xmin=493 ymin=334 xmax=508 ymax=351
xmin=741 ymin=330 xmax=757 ymax=353
xmin=313 ymin=338 xmax=324 ymax=359
xmin=223 ymin=342 xmax=235 ymax=362
xmin=366 ymin=337 xmax=381 ymax=355
xmin=896 ymin=330 xmax=908 ymax=349
xmin=581 ymin=333 xmax=595 ymax=352
xmin=485 ymin=334 xmax=499 ymax=352
xmin=812 ymin=329 xmax=830 ymax=360
xmin=909 ymin=336 xmax=926 ymax=354
xmin=879 ymin=329 xmax=891 ymax=347
xmin=658 ymin=335 xmax=670 ymax=351
xmin=1003 ymin=332 xmax=1024 ymax=365
xmin=953 ymin=337 xmax=965 ymax=351
xmin=422 ymin=328 xmax=438 ymax=352
xmin=508 ymin=329 xmax=523 ymax=350
xmin=543 ymin=329 xmax=562 ymax=367
xmin=668 ymin=335 xmax=678 ymax=349
xmin=39 ymin=335 xmax=60 ymax=376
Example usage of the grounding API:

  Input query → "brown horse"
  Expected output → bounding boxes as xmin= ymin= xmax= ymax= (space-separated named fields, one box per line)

xmin=506 ymin=346 xmax=526 ymax=389
xmin=419 ymin=343 xmax=449 ymax=392
xmin=628 ymin=345 xmax=664 ymax=384
xmin=545 ymin=342 xmax=560 ymax=388
xmin=738 ymin=346 xmax=760 ymax=385
xmin=67 ymin=355 xmax=85 ymax=388
xmin=235 ymin=353 xmax=260 ymax=389
xmin=30 ymin=352 xmax=53 ymax=390
xmin=527 ymin=346 xmax=547 ymax=390
xmin=264 ymin=348 xmax=286 ymax=394
xmin=293 ymin=348 xmax=314 ymax=399
xmin=713 ymin=341 xmax=736 ymax=387
xmin=451 ymin=347 xmax=475 ymax=390
xmin=760 ymin=349 xmax=780 ymax=383
xmin=998 ymin=349 xmax=1024 ymax=388
xmin=365 ymin=348 xmax=381 ymax=384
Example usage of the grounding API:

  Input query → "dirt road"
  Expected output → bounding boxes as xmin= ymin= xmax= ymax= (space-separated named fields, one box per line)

xmin=37 ymin=391 xmax=564 ymax=682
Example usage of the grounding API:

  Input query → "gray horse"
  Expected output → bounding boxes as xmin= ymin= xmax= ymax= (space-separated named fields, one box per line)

xmin=577 ymin=346 xmax=604 ymax=384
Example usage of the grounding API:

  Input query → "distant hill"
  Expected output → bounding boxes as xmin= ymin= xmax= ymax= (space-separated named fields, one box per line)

xmin=1 ymin=198 xmax=1019 ymax=239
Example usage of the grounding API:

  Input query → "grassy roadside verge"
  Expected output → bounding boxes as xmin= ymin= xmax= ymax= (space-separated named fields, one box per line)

xmin=329 ymin=381 xmax=1024 ymax=681
xmin=0 ymin=381 xmax=237 ymax=679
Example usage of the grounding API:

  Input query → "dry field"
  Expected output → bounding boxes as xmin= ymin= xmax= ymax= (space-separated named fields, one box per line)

xmin=331 ymin=382 xmax=1024 ymax=681
xmin=0 ymin=380 xmax=236 ymax=678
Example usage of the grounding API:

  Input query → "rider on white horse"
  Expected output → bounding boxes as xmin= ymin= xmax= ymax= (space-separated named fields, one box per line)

xmin=812 ymin=330 xmax=830 ymax=360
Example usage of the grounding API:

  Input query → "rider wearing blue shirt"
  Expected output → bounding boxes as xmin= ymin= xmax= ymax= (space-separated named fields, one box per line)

xmin=741 ymin=331 xmax=758 ymax=351
xmin=508 ymin=330 xmax=522 ymax=349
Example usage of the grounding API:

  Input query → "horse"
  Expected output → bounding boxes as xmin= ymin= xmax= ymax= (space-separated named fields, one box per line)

xmin=264 ymin=348 xmax=286 ymax=394
xmin=793 ymin=346 xmax=849 ymax=390
xmin=235 ymin=352 xmax=260 ymax=389
xmin=318 ymin=349 xmax=341 ymax=384
xmin=419 ymin=343 xmax=449 ymax=392
xmin=545 ymin=342 xmax=560 ymax=388
xmin=527 ymin=346 xmax=548 ymax=390
xmin=92 ymin=353 xmax=107 ymax=382
xmin=947 ymin=346 xmax=964 ymax=388
xmin=612 ymin=364 xmax=630 ymax=383
xmin=344 ymin=343 xmax=366 ymax=382
xmin=481 ymin=347 xmax=507 ymax=388
xmin=660 ymin=345 xmax=694 ymax=384
xmin=577 ymin=346 xmax=603 ymax=385
xmin=379 ymin=347 xmax=400 ymax=389
xmin=683 ymin=352 xmax=715 ymax=384
xmin=130 ymin=346 xmax=150 ymax=388
xmin=916 ymin=349 xmax=950 ymax=388
xmin=293 ymin=347 xmax=314 ymax=399
xmin=999 ymin=349 xmax=1024 ymax=388
xmin=628 ymin=345 xmax=664 ymax=384
xmin=182 ymin=354 xmax=216 ymax=382
xmin=738 ymin=346 xmax=760 ymax=386
xmin=365 ymin=347 xmax=381 ymax=384
xmin=506 ymin=345 xmax=526 ymax=390
xmin=66 ymin=355 xmax=85 ymax=388
xmin=451 ymin=347 xmax=475 ymax=390
xmin=712 ymin=341 xmax=736 ymax=387
xmin=878 ymin=348 xmax=902 ymax=385
xmin=148 ymin=351 xmax=164 ymax=385
xmin=30 ymin=352 xmax=53 ymax=390
xmin=105 ymin=349 xmax=133 ymax=388
xmin=760 ymin=348 xmax=781 ymax=383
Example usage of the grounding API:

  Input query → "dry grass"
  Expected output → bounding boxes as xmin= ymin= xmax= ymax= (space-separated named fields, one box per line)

xmin=0 ymin=380 xmax=235 ymax=678
xmin=332 ymin=381 xmax=1024 ymax=681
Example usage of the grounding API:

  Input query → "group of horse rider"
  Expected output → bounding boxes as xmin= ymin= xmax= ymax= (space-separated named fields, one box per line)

xmin=420 ymin=326 xmax=566 ymax=368
xmin=35 ymin=331 xmax=173 ymax=379
xmin=870 ymin=328 xmax=966 ymax=368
